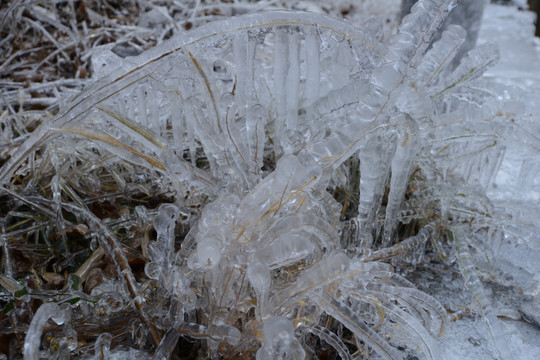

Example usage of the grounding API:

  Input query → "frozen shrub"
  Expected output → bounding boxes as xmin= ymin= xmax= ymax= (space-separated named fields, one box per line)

xmin=0 ymin=0 xmax=538 ymax=359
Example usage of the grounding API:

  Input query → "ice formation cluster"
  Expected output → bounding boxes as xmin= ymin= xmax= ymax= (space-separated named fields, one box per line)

xmin=1 ymin=0 xmax=539 ymax=359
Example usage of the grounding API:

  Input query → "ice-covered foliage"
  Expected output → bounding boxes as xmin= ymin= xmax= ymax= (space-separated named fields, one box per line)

xmin=1 ymin=0 xmax=539 ymax=359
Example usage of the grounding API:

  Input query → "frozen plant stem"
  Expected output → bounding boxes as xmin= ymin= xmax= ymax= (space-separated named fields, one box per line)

xmin=23 ymin=303 xmax=67 ymax=360
xmin=455 ymin=228 xmax=512 ymax=360
xmin=62 ymin=203 xmax=161 ymax=346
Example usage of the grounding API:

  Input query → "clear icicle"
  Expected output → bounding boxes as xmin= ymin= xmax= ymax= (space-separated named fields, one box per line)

xmin=24 ymin=303 xmax=68 ymax=360
xmin=304 ymin=28 xmax=320 ymax=110
xmin=384 ymin=114 xmax=419 ymax=245
xmin=256 ymin=317 xmax=305 ymax=360
xmin=357 ymin=133 xmax=395 ymax=244
xmin=273 ymin=29 xmax=289 ymax=154
xmin=285 ymin=32 xmax=300 ymax=133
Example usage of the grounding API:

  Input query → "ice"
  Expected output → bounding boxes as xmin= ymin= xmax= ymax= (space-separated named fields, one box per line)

xmin=188 ymin=238 xmax=223 ymax=271
xmin=401 ymin=0 xmax=485 ymax=65
xmin=152 ymin=203 xmax=179 ymax=264
xmin=247 ymin=261 xmax=271 ymax=297
xmin=278 ymin=252 xmax=349 ymax=302
xmin=3 ymin=1 xmax=540 ymax=359
xmin=256 ymin=317 xmax=305 ymax=360
xmin=285 ymin=33 xmax=300 ymax=132
xmin=90 ymin=47 xmax=125 ymax=79
xmin=273 ymin=29 xmax=289 ymax=153
xmin=304 ymin=28 xmax=320 ymax=110
xmin=24 ymin=303 xmax=69 ymax=360
xmin=208 ymin=324 xmax=242 ymax=345
xmin=384 ymin=115 xmax=418 ymax=245
xmin=357 ymin=133 xmax=395 ymax=242
xmin=94 ymin=333 xmax=112 ymax=358
xmin=138 ymin=6 xmax=171 ymax=29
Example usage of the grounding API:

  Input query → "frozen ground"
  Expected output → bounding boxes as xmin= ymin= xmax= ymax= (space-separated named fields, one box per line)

xmin=432 ymin=1 xmax=540 ymax=359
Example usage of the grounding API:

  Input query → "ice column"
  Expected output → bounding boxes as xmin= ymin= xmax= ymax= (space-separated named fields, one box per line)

xmin=256 ymin=317 xmax=305 ymax=360
xmin=23 ymin=303 xmax=69 ymax=360
xmin=247 ymin=261 xmax=271 ymax=319
xmin=357 ymin=134 xmax=395 ymax=246
xmin=401 ymin=0 xmax=486 ymax=66
xmin=383 ymin=115 xmax=419 ymax=246
xmin=145 ymin=203 xmax=179 ymax=280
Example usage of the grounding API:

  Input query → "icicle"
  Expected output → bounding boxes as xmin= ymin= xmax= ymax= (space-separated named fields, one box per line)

xmin=273 ymin=29 xmax=289 ymax=154
xmin=285 ymin=32 xmax=300 ymax=133
xmin=256 ymin=317 xmax=305 ymax=360
xmin=383 ymin=115 xmax=419 ymax=245
xmin=247 ymin=261 xmax=271 ymax=318
xmin=304 ymin=28 xmax=320 ymax=111
xmin=234 ymin=31 xmax=255 ymax=117
xmin=357 ymin=133 xmax=396 ymax=244
xmin=245 ymin=104 xmax=266 ymax=178
xmin=166 ymin=81 xmax=185 ymax=156
xmin=136 ymin=86 xmax=148 ymax=128
xmin=24 ymin=303 xmax=68 ymax=360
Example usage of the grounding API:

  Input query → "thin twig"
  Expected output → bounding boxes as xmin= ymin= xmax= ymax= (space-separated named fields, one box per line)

xmin=62 ymin=202 xmax=161 ymax=346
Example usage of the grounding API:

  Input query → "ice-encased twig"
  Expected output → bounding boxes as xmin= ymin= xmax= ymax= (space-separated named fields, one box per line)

xmin=256 ymin=317 xmax=305 ymax=360
xmin=416 ymin=24 xmax=466 ymax=88
xmin=301 ymin=324 xmax=353 ymax=360
xmin=0 ymin=10 xmax=384 ymax=189
xmin=317 ymin=291 xmax=402 ymax=360
xmin=276 ymin=251 xmax=349 ymax=303
xmin=454 ymin=227 xmax=513 ymax=360
xmin=62 ymin=203 xmax=161 ymax=346
xmin=350 ymin=292 xmax=440 ymax=360
xmin=23 ymin=302 xmax=68 ymax=360
xmin=433 ymin=42 xmax=500 ymax=98
xmin=365 ymin=222 xmax=435 ymax=263
xmin=383 ymin=114 xmax=419 ymax=245
xmin=366 ymin=283 xmax=448 ymax=337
